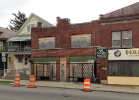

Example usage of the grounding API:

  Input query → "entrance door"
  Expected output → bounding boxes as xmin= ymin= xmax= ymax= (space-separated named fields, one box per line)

xmin=24 ymin=56 xmax=28 ymax=68
xmin=60 ymin=57 xmax=66 ymax=81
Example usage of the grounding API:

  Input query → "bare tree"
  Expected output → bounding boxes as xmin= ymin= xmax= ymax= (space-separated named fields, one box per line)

xmin=9 ymin=10 xmax=27 ymax=32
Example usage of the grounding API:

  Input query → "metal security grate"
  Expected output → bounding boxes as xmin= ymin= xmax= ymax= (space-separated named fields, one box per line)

xmin=70 ymin=63 xmax=94 ymax=82
xmin=34 ymin=63 xmax=56 ymax=80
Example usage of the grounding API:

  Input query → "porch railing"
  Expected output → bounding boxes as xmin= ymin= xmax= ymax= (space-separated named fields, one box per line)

xmin=8 ymin=46 xmax=31 ymax=52
xmin=0 ymin=46 xmax=7 ymax=52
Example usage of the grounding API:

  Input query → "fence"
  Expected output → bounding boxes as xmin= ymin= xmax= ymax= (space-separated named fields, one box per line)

xmin=69 ymin=63 xmax=95 ymax=82
xmin=34 ymin=63 xmax=56 ymax=81
xmin=4 ymin=69 xmax=30 ymax=79
xmin=33 ymin=62 xmax=97 ymax=83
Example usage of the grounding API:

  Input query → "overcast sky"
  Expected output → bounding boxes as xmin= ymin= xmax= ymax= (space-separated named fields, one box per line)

xmin=0 ymin=0 xmax=139 ymax=28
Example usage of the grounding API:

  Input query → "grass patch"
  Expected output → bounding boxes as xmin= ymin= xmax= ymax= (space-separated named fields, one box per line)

xmin=0 ymin=81 xmax=14 ymax=84
xmin=6 ymin=75 xmax=30 ymax=80
xmin=20 ymin=75 xmax=30 ymax=80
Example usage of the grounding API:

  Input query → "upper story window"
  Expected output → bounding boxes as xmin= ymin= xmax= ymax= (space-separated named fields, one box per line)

xmin=112 ymin=30 xmax=132 ymax=47
xmin=71 ymin=34 xmax=91 ymax=47
xmin=39 ymin=37 xmax=55 ymax=49
xmin=27 ymin=24 xmax=36 ymax=32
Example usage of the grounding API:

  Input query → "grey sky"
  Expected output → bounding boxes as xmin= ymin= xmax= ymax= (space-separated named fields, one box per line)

xmin=0 ymin=0 xmax=139 ymax=28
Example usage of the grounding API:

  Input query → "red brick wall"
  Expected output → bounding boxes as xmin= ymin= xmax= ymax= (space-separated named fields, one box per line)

xmin=101 ymin=21 xmax=139 ymax=48
xmin=99 ymin=21 xmax=139 ymax=82
xmin=31 ymin=19 xmax=105 ymax=81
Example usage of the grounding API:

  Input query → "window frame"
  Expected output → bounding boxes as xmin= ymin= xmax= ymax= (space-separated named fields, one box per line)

xmin=9 ymin=57 xmax=11 ymax=62
xmin=39 ymin=37 xmax=55 ymax=49
xmin=71 ymin=34 xmax=91 ymax=48
xmin=27 ymin=24 xmax=36 ymax=32
xmin=111 ymin=30 xmax=132 ymax=47
xmin=108 ymin=60 xmax=139 ymax=77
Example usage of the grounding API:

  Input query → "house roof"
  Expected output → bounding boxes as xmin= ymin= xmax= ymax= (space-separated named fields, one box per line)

xmin=7 ymin=35 xmax=31 ymax=42
xmin=32 ymin=13 xmax=54 ymax=27
xmin=0 ymin=27 xmax=16 ymax=39
xmin=101 ymin=2 xmax=139 ymax=19
xmin=17 ymin=13 xmax=54 ymax=35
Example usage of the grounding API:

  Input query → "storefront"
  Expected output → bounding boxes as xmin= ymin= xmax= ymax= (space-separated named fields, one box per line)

xmin=108 ymin=48 xmax=139 ymax=85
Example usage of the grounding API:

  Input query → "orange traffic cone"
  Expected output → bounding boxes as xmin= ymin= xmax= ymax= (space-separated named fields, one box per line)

xmin=28 ymin=75 xmax=36 ymax=88
xmin=83 ymin=78 xmax=91 ymax=92
xmin=14 ymin=74 xmax=20 ymax=86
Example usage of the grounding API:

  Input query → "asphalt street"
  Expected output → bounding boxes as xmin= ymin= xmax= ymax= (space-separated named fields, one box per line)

xmin=0 ymin=84 xmax=139 ymax=100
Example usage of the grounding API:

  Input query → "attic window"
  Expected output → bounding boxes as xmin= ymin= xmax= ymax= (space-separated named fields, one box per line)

xmin=27 ymin=24 xmax=36 ymax=32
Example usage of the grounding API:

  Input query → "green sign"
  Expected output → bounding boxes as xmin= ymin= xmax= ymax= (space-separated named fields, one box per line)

xmin=96 ymin=47 xmax=107 ymax=58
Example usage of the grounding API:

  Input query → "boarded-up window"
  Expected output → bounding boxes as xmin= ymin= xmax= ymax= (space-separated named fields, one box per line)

xmin=71 ymin=34 xmax=91 ymax=47
xmin=39 ymin=37 xmax=55 ymax=49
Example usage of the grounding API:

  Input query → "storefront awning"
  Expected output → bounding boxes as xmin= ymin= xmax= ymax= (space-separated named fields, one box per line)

xmin=7 ymin=36 xmax=31 ymax=42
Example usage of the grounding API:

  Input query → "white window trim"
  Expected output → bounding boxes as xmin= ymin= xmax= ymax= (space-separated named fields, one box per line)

xmin=112 ymin=30 xmax=132 ymax=47
xmin=27 ymin=24 xmax=36 ymax=32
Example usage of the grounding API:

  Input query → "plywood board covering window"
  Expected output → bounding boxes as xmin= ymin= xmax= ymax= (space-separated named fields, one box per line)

xmin=71 ymin=34 xmax=91 ymax=47
xmin=39 ymin=37 xmax=55 ymax=49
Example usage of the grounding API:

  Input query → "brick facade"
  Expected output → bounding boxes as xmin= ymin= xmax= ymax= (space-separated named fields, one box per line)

xmin=101 ymin=21 xmax=139 ymax=48
xmin=31 ymin=18 xmax=107 ymax=82
xmin=31 ymin=15 xmax=139 ymax=83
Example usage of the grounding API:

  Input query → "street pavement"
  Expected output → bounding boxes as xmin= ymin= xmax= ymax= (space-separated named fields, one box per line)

xmin=0 ymin=78 xmax=139 ymax=94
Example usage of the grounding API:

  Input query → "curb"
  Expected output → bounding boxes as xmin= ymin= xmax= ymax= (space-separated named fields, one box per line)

xmin=1 ymin=82 xmax=139 ymax=94
xmin=13 ymin=84 xmax=139 ymax=94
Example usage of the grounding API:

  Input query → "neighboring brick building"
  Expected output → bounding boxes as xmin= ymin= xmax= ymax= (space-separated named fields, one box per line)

xmin=31 ymin=2 xmax=139 ymax=85
xmin=100 ymin=2 xmax=139 ymax=85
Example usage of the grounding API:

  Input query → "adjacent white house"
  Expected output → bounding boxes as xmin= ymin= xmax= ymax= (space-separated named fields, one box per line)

xmin=7 ymin=13 xmax=54 ymax=71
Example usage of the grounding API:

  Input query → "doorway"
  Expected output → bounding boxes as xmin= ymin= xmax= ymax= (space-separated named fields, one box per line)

xmin=60 ymin=57 xmax=67 ymax=81
xmin=24 ymin=55 xmax=28 ymax=68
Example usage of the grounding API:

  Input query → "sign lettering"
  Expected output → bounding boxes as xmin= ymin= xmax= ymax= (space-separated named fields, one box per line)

xmin=96 ymin=47 xmax=107 ymax=59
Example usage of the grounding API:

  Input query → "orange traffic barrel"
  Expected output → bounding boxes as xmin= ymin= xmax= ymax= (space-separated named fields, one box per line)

xmin=14 ymin=74 xmax=20 ymax=86
xmin=28 ymin=75 xmax=36 ymax=88
xmin=83 ymin=78 xmax=91 ymax=91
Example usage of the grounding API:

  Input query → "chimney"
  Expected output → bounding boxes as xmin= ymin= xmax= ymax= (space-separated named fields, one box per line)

xmin=56 ymin=16 xmax=61 ymax=22
xmin=99 ymin=14 xmax=104 ymax=19
xmin=37 ymin=22 xmax=42 ymax=28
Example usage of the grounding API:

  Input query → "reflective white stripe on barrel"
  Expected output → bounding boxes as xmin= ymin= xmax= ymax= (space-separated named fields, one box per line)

xmin=14 ymin=81 xmax=20 ymax=83
xmin=84 ymin=86 xmax=90 ymax=88
xmin=15 ymin=78 xmax=20 ymax=80
xmin=29 ymin=82 xmax=35 ymax=84
xmin=84 ymin=82 xmax=90 ymax=84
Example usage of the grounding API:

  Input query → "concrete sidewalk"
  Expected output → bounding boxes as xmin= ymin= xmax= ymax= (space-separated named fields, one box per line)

xmin=1 ymin=78 xmax=139 ymax=94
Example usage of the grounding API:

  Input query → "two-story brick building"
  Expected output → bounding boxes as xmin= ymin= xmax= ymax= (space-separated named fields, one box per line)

xmin=31 ymin=2 xmax=139 ymax=85
xmin=31 ymin=18 xmax=104 ymax=83
xmin=100 ymin=2 xmax=139 ymax=85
